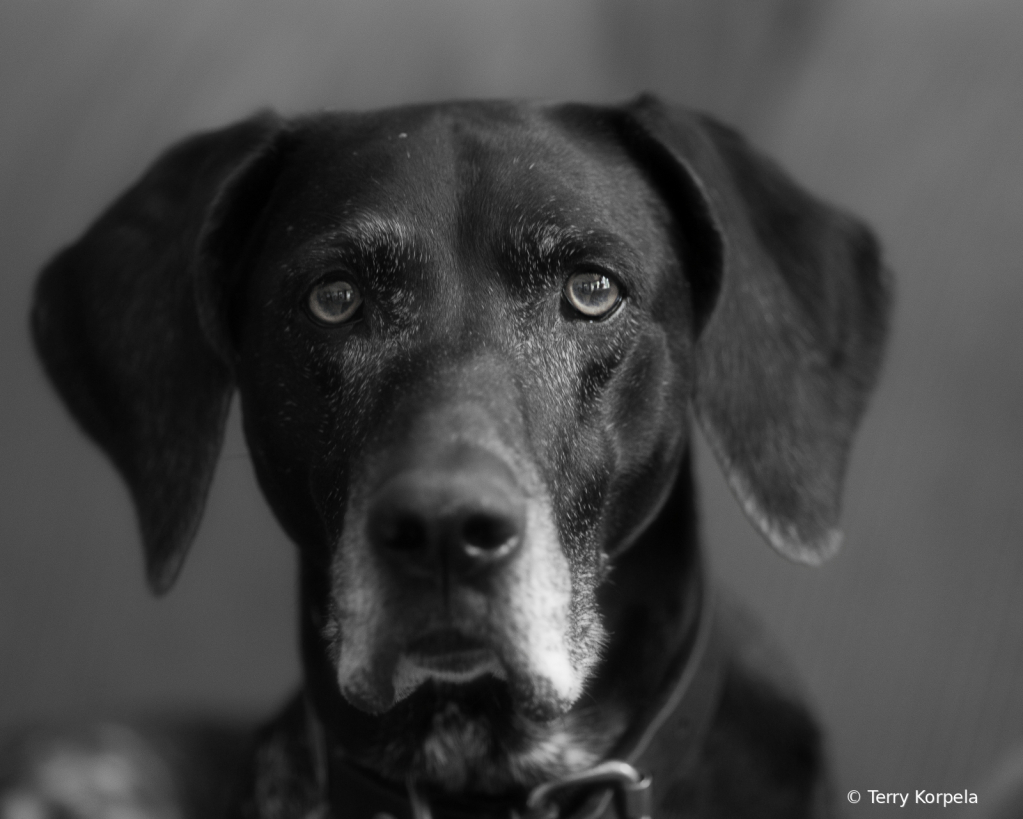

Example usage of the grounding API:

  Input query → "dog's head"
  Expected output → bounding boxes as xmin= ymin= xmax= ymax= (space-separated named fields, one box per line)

xmin=32 ymin=97 xmax=889 ymax=788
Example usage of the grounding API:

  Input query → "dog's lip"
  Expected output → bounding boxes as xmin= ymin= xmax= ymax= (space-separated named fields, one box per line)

xmin=404 ymin=629 xmax=496 ymax=671
xmin=406 ymin=628 xmax=486 ymax=655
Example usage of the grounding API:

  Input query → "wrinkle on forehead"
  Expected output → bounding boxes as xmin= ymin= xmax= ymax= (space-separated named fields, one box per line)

xmin=273 ymin=109 xmax=669 ymax=308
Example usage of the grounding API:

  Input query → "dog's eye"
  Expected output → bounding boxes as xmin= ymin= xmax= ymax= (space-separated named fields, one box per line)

xmin=563 ymin=271 xmax=622 ymax=318
xmin=308 ymin=280 xmax=362 ymax=324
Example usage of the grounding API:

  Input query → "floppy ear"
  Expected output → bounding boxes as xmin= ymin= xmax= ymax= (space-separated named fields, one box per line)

xmin=622 ymin=94 xmax=891 ymax=564
xmin=31 ymin=112 xmax=287 ymax=593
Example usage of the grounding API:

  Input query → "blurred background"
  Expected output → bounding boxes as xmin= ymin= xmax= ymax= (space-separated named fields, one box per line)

xmin=1 ymin=0 xmax=1021 ymax=815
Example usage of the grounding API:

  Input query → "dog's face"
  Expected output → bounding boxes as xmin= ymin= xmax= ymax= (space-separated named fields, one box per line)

xmin=233 ymin=105 xmax=692 ymax=723
xmin=32 ymin=97 xmax=889 ymax=790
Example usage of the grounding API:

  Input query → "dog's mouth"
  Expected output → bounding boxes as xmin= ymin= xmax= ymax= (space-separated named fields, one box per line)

xmin=393 ymin=629 xmax=508 ymax=702
xmin=406 ymin=629 xmax=495 ymax=670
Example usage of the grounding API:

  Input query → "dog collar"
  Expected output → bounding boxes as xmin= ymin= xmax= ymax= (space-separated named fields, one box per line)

xmin=303 ymin=589 xmax=722 ymax=819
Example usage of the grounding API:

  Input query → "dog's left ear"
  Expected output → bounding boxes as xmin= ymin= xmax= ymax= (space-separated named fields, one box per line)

xmin=621 ymin=95 xmax=891 ymax=564
xmin=31 ymin=112 xmax=287 ymax=593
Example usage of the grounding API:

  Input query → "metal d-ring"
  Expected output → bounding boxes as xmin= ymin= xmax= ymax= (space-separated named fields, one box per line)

xmin=525 ymin=760 xmax=652 ymax=819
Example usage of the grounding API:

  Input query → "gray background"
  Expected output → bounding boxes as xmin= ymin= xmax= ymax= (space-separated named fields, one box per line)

xmin=2 ymin=1 xmax=1021 ymax=815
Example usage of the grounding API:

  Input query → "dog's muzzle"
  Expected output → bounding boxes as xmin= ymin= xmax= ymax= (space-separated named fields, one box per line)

xmin=329 ymin=438 xmax=594 ymax=716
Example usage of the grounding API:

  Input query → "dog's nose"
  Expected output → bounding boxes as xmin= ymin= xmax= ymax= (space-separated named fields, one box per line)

xmin=366 ymin=455 xmax=526 ymax=579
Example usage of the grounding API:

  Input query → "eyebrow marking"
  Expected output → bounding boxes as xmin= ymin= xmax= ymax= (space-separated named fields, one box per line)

xmin=291 ymin=216 xmax=428 ymax=283
xmin=509 ymin=222 xmax=589 ymax=264
xmin=336 ymin=216 xmax=419 ymax=260
xmin=498 ymin=221 xmax=639 ymax=296
xmin=508 ymin=221 xmax=636 ymax=263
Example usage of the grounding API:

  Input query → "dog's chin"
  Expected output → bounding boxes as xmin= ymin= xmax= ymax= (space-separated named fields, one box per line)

xmin=335 ymin=674 xmax=606 ymax=794
xmin=339 ymin=651 xmax=576 ymax=722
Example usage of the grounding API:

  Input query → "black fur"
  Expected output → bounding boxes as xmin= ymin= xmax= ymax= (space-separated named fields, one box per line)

xmin=31 ymin=96 xmax=890 ymax=817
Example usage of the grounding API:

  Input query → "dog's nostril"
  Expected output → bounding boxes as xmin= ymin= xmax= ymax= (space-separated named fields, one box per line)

xmin=461 ymin=513 xmax=518 ymax=552
xmin=366 ymin=458 xmax=526 ymax=575
xmin=379 ymin=514 xmax=429 ymax=552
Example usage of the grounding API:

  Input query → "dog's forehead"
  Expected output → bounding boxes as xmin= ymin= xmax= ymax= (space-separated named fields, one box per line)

xmin=266 ymin=103 xmax=666 ymax=263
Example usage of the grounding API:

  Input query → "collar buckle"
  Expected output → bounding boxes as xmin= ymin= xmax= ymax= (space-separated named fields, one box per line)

xmin=524 ymin=760 xmax=652 ymax=819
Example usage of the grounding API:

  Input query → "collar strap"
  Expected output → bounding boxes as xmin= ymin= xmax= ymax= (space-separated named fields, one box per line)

xmin=305 ymin=590 xmax=722 ymax=819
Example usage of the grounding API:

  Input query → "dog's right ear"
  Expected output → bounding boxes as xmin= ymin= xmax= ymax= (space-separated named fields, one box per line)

xmin=31 ymin=112 xmax=287 ymax=594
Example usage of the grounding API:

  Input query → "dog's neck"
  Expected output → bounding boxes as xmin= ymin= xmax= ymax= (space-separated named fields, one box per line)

xmin=297 ymin=453 xmax=704 ymax=800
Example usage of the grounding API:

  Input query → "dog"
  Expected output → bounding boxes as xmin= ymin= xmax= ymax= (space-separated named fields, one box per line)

xmin=28 ymin=95 xmax=890 ymax=819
